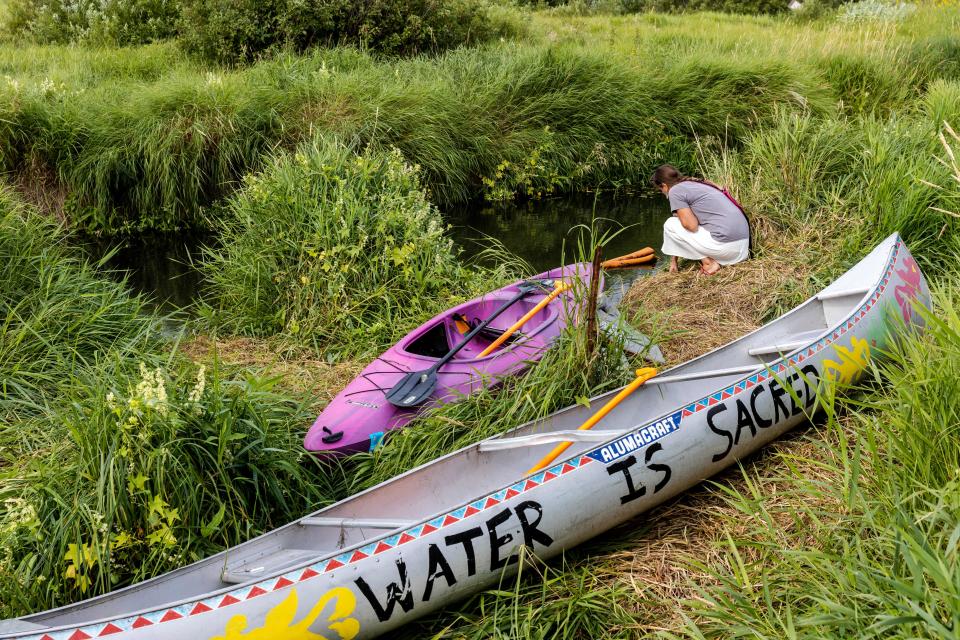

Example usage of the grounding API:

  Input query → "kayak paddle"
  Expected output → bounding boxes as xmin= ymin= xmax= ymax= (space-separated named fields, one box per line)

xmin=476 ymin=281 xmax=571 ymax=358
xmin=385 ymin=280 xmax=550 ymax=408
xmin=526 ymin=367 xmax=658 ymax=474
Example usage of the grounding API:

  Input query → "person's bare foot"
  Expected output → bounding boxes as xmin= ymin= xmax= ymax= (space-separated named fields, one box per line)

xmin=669 ymin=256 xmax=679 ymax=273
xmin=699 ymin=257 xmax=720 ymax=276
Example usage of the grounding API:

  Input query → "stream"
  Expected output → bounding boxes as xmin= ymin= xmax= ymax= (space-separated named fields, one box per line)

xmin=85 ymin=193 xmax=668 ymax=311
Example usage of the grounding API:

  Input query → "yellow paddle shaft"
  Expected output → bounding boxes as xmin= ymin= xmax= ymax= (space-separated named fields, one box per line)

xmin=477 ymin=281 xmax=571 ymax=358
xmin=526 ymin=367 xmax=658 ymax=474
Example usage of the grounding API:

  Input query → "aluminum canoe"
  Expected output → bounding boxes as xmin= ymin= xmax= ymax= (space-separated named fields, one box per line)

xmin=0 ymin=233 xmax=931 ymax=640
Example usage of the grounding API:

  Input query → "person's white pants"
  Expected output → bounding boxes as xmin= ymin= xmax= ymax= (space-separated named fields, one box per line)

xmin=661 ymin=217 xmax=749 ymax=265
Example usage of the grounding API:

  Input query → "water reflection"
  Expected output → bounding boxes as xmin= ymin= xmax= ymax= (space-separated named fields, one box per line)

xmin=82 ymin=233 xmax=210 ymax=312
xmin=85 ymin=193 xmax=668 ymax=311
xmin=444 ymin=193 xmax=665 ymax=272
xmin=445 ymin=192 xmax=667 ymax=303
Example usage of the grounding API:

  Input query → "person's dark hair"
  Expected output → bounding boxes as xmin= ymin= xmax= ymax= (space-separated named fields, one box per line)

xmin=650 ymin=164 xmax=686 ymax=188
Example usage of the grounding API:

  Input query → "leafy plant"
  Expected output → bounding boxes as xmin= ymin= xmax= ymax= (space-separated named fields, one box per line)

xmin=200 ymin=137 xmax=509 ymax=356
xmin=3 ymin=0 xmax=180 ymax=45
xmin=178 ymin=0 xmax=510 ymax=65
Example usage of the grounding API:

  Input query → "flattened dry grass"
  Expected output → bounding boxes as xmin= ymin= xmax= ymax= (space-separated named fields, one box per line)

xmin=180 ymin=335 xmax=361 ymax=411
xmin=622 ymin=248 xmax=810 ymax=364
xmin=609 ymin=424 xmax=852 ymax=635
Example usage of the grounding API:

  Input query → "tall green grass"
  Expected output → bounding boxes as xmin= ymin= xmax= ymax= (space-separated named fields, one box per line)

xmin=0 ymin=185 xmax=157 ymax=417
xmin=0 ymin=6 xmax=957 ymax=232
xmin=0 ymin=192 xmax=336 ymax=613
xmin=696 ymin=80 xmax=960 ymax=283
xmin=0 ymin=10 xmax=905 ymax=232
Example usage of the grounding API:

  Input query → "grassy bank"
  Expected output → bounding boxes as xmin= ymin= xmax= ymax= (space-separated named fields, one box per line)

xmin=0 ymin=5 xmax=956 ymax=232
xmin=0 ymin=190 xmax=340 ymax=613
xmin=1 ymin=3 xmax=960 ymax=638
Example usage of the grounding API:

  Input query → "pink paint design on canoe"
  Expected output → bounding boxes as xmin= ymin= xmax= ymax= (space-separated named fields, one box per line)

xmin=895 ymin=256 xmax=922 ymax=324
xmin=303 ymin=263 xmax=594 ymax=454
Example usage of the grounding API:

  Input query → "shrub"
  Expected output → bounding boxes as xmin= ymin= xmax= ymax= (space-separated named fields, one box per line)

xmin=0 ymin=353 xmax=330 ymax=612
xmin=178 ymin=0 xmax=507 ymax=65
xmin=838 ymin=0 xmax=917 ymax=23
xmin=200 ymin=137 xmax=504 ymax=356
xmin=620 ymin=0 xmax=791 ymax=14
xmin=3 ymin=0 xmax=180 ymax=45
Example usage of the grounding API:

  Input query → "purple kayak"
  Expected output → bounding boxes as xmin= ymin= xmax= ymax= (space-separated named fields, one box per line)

xmin=304 ymin=263 xmax=594 ymax=455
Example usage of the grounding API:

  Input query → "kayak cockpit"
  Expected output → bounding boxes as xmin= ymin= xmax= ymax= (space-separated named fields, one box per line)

xmin=402 ymin=296 xmax=559 ymax=360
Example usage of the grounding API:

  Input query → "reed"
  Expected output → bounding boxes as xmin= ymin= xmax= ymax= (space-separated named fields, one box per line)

xmin=0 ymin=186 xmax=158 ymax=418
xmin=696 ymin=84 xmax=960 ymax=280
xmin=14 ymin=5 xmax=960 ymax=231
xmin=0 ymin=190 xmax=336 ymax=613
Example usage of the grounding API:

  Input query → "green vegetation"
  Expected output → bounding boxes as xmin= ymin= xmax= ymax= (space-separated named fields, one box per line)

xmin=178 ymin=0 xmax=514 ymax=64
xmin=200 ymin=137 xmax=508 ymax=355
xmin=670 ymin=289 xmax=960 ymax=639
xmin=0 ymin=39 xmax=830 ymax=232
xmin=3 ymin=0 xmax=179 ymax=45
xmin=0 ymin=186 xmax=158 ymax=416
xmin=1 ymin=2 xmax=960 ymax=637
xmin=2 ymin=0 xmax=511 ymax=60
xmin=698 ymin=80 xmax=960 ymax=281
xmin=0 ymin=191 xmax=333 ymax=612
xmin=0 ymin=6 xmax=954 ymax=234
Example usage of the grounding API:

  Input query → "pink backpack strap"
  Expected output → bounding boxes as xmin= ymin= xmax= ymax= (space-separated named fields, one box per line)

xmin=701 ymin=179 xmax=746 ymax=214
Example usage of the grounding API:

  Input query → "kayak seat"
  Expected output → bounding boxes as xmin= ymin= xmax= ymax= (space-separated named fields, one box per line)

xmin=463 ymin=320 xmax=524 ymax=345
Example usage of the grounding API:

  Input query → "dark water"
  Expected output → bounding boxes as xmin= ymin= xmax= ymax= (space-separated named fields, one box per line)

xmin=444 ymin=193 xmax=666 ymax=273
xmin=83 ymin=234 xmax=211 ymax=312
xmin=89 ymin=194 xmax=668 ymax=310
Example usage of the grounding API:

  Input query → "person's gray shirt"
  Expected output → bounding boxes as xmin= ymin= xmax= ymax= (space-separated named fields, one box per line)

xmin=667 ymin=181 xmax=749 ymax=243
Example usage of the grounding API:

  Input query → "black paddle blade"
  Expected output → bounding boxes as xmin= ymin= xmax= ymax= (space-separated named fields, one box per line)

xmin=385 ymin=370 xmax=439 ymax=408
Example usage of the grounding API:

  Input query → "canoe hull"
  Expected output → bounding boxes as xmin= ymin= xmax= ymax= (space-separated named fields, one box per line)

xmin=3 ymin=235 xmax=930 ymax=640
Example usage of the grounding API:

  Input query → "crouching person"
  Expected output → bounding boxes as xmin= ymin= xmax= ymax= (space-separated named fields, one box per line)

xmin=651 ymin=164 xmax=750 ymax=275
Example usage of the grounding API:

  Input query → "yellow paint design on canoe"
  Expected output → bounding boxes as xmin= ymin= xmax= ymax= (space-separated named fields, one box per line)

xmin=824 ymin=336 xmax=871 ymax=385
xmin=210 ymin=587 xmax=359 ymax=640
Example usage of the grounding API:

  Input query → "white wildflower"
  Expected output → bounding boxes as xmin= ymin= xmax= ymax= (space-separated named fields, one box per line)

xmin=188 ymin=365 xmax=206 ymax=404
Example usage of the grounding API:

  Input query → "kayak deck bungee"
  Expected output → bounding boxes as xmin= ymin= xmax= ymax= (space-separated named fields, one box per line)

xmin=303 ymin=263 xmax=594 ymax=455
xmin=0 ymin=234 xmax=930 ymax=640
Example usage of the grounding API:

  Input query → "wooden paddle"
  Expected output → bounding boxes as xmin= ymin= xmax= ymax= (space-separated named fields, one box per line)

xmin=385 ymin=280 xmax=550 ymax=408
xmin=476 ymin=281 xmax=571 ymax=358
xmin=526 ymin=367 xmax=658 ymax=474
